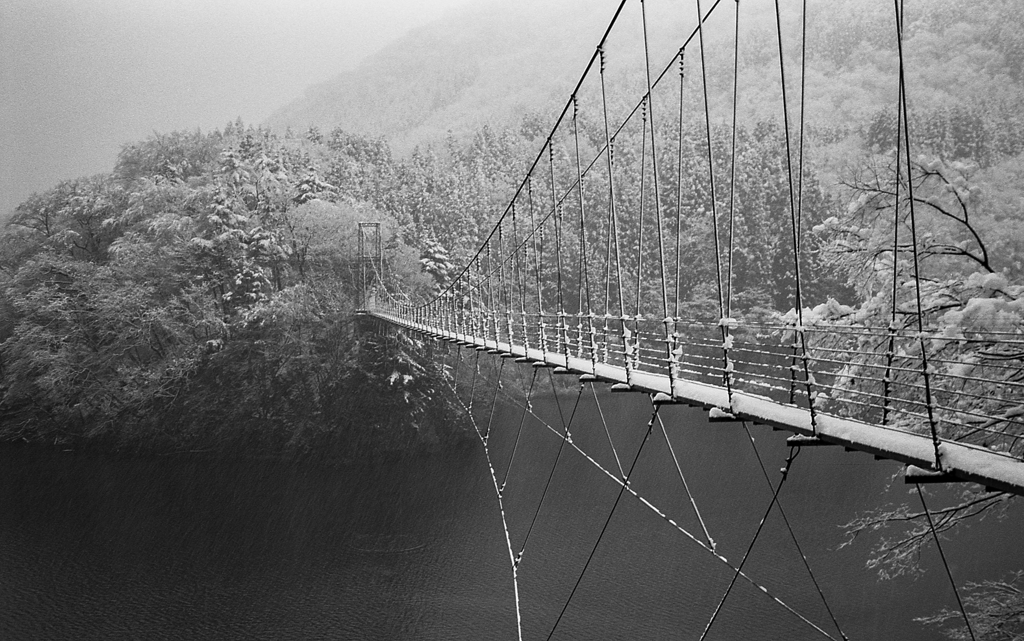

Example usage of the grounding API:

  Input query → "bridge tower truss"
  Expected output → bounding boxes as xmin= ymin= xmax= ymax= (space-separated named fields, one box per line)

xmin=357 ymin=222 xmax=382 ymax=311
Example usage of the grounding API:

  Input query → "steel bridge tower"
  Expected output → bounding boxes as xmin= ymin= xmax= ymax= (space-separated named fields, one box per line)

xmin=356 ymin=222 xmax=382 ymax=311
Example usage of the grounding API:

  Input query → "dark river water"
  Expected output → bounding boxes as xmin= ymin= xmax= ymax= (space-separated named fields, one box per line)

xmin=1 ymin=389 xmax=1021 ymax=640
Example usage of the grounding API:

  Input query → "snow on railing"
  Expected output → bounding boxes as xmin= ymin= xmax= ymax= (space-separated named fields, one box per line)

xmin=367 ymin=291 xmax=1024 ymax=494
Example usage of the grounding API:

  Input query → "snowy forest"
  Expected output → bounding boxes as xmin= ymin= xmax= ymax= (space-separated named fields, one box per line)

xmin=1 ymin=0 xmax=1023 ymax=635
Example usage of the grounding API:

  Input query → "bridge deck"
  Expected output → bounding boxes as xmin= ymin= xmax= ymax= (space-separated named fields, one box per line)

xmin=367 ymin=311 xmax=1024 ymax=497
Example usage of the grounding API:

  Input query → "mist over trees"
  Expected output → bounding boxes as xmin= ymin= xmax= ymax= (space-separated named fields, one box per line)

xmin=1 ymin=0 xmax=1024 ymax=634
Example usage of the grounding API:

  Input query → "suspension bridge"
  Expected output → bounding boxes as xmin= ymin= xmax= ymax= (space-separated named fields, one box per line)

xmin=358 ymin=0 xmax=1024 ymax=638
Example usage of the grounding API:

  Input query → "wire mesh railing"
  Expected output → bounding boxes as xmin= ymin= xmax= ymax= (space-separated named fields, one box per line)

xmin=375 ymin=296 xmax=1024 ymax=490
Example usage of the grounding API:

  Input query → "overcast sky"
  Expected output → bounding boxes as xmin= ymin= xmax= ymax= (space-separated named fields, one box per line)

xmin=0 ymin=0 xmax=471 ymax=219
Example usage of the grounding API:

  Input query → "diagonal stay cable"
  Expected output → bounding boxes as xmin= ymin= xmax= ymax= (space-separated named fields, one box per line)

xmin=501 ymin=367 xmax=540 ymax=492
xmin=488 ymin=382 xmax=839 ymax=640
xmin=468 ymin=349 xmax=481 ymax=411
xmin=657 ymin=413 xmax=716 ymax=551
xmin=699 ymin=446 xmax=803 ymax=641
xmin=546 ymin=401 xmax=663 ymax=641
xmin=591 ymin=383 xmax=625 ymax=478
xmin=453 ymin=344 xmax=463 ymax=396
xmin=740 ymin=422 xmax=849 ymax=640
xmin=444 ymin=353 xmax=523 ymax=641
xmin=915 ymin=485 xmax=977 ymax=641
xmin=484 ymin=357 xmax=507 ymax=443
xmin=517 ymin=371 xmax=585 ymax=566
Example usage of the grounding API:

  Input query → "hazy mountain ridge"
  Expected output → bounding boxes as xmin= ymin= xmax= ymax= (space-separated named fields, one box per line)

xmin=268 ymin=0 xmax=1024 ymax=156
xmin=267 ymin=0 xmax=620 ymax=152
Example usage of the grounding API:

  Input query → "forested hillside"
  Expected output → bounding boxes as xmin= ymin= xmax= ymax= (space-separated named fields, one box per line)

xmin=268 ymin=0 xmax=1023 ymax=156
xmin=2 ymin=0 xmax=1023 ymax=456
xmin=266 ymin=0 xmax=615 ymax=153
xmin=0 ymin=123 xmax=523 ymax=453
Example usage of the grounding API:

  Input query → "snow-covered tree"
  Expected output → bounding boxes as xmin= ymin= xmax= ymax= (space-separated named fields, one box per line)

xmin=808 ymin=151 xmax=1023 ymax=639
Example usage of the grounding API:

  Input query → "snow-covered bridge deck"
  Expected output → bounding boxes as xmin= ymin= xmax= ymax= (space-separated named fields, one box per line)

xmin=366 ymin=309 xmax=1024 ymax=497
